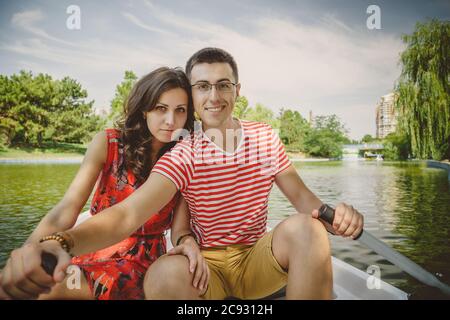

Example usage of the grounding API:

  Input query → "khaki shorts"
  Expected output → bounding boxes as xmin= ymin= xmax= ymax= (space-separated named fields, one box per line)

xmin=201 ymin=230 xmax=288 ymax=300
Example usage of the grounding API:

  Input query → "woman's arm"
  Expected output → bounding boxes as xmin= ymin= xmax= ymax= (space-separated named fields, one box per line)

xmin=1 ymin=140 xmax=178 ymax=299
xmin=0 ymin=131 xmax=107 ymax=299
xmin=65 ymin=172 xmax=178 ymax=256
xmin=24 ymin=131 xmax=107 ymax=244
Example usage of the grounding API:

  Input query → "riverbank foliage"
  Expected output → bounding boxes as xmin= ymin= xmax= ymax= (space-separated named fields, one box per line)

xmin=0 ymin=71 xmax=105 ymax=148
xmin=0 ymin=142 xmax=87 ymax=158
xmin=395 ymin=19 xmax=450 ymax=161
xmin=233 ymin=97 xmax=350 ymax=159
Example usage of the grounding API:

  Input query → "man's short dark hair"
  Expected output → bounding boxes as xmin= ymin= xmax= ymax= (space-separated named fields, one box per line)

xmin=185 ymin=47 xmax=239 ymax=83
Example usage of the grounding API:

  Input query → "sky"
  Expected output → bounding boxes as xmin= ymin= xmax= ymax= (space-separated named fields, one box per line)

xmin=0 ymin=0 xmax=449 ymax=139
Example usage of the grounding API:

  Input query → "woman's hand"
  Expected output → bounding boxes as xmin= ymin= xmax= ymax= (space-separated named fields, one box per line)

xmin=167 ymin=237 xmax=210 ymax=292
xmin=0 ymin=241 xmax=72 ymax=299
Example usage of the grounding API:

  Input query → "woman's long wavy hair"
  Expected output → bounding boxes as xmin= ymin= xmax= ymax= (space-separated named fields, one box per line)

xmin=115 ymin=67 xmax=195 ymax=186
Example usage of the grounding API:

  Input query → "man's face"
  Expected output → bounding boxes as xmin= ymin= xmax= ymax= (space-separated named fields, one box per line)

xmin=190 ymin=62 xmax=240 ymax=130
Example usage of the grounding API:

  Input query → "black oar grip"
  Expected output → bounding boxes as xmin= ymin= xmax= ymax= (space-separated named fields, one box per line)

xmin=318 ymin=204 xmax=335 ymax=225
xmin=41 ymin=252 xmax=57 ymax=276
xmin=318 ymin=204 xmax=364 ymax=240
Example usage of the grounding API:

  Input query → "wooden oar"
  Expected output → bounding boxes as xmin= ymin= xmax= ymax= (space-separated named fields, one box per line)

xmin=318 ymin=204 xmax=450 ymax=295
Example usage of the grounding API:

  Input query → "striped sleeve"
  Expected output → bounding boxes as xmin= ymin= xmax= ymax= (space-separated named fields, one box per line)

xmin=271 ymin=127 xmax=292 ymax=175
xmin=151 ymin=142 xmax=194 ymax=191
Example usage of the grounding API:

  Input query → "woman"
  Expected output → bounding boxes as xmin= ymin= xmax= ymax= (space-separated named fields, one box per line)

xmin=0 ymin=67 xmax=205 ymax=300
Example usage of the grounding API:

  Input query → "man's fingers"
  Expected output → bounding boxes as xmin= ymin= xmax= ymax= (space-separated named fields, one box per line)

xmin=332 ymin=204 xmax=346 ymax=232
xmin=335 ymin=205 xmax=353 ymax=234
xmin=342 ymin=209 xmax=359 ymax=237
xmin=351 ymin=215 xmax=364 ymax=239
xmin=311 ymin=209 xmax=319 ymax=219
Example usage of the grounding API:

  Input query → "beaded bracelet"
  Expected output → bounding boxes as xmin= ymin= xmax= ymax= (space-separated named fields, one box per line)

xmin=176 ymin=232 xmax=197 ymax=246
xmin=39 ymin=232 xmax=74 ymax=255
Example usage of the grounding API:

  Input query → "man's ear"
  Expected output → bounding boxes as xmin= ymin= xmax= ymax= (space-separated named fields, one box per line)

xmin=235 ymin=83 xmax=241 ymax=98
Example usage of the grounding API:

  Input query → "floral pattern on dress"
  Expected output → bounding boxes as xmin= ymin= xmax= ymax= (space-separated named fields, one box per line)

xmin=71 ymin=128 xmax=178 ymax=300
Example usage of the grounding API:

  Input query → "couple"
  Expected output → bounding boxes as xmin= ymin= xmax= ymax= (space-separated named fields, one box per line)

xmin=0 ymin=47 xmax=363 ymax=300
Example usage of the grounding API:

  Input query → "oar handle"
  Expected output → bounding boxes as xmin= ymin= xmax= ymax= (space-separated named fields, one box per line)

xmin=41 ymin=251 xmax=57 ymax=276
xmin=318 ymin=204 xmax=364 ymax=240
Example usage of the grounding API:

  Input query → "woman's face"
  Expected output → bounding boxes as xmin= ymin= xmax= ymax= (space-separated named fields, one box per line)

xmin=146 ymin=87 xmax=189 ymax=144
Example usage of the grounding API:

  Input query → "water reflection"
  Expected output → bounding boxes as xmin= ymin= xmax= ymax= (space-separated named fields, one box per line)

xmin=268 ymin=161 xmax=450 ymax=299
xmin=0 ymin=161 xmax=449 ymax=299
xmin=0 ymin=164 xmax=91 ymax=268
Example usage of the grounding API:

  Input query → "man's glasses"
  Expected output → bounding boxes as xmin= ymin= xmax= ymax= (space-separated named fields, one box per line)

xmin=191 ymin=81 xmax=238 ymax=94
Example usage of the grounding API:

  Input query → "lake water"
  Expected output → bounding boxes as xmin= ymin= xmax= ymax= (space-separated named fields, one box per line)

xmin=1 ymin=160 xmax=449 ymax=299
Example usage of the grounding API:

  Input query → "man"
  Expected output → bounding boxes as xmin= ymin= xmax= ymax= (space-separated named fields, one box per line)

xmin=0 ymin=48 xmax=363 ymax=300
xmin=145 ymin=47 xmax=363 ymax=299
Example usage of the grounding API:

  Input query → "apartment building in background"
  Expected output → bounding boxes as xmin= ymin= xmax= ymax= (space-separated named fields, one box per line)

xmin=376 ymin=93 xmax=398 ymax=139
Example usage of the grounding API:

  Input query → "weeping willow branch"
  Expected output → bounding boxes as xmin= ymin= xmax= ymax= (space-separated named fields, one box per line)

xmin=395 ymin=19 xmax=450 ymax=160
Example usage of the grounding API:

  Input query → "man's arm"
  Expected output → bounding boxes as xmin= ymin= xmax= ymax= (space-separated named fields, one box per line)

xmin=275 ymin=164 xmax=364 ymax=237
xmin=274 ymin=165 xmax=322 ymax=215
xmin=67 ymin=172 xmax=177 ymax=256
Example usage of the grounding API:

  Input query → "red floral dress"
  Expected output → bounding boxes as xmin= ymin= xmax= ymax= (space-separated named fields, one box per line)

xmin=71 ymin=129 xmax=178 ymax=300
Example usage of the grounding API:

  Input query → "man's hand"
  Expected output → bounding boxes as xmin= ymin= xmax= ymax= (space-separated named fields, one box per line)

xmin=167 ymin=237 xmax=210 ymax=292
xmin=0 ymin=241 xmax=72 ymax=299
xmin=313 ymin=203 xmax=364 ymax=239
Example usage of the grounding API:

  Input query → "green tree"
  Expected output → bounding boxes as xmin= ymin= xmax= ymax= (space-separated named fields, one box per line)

xmin=232 ymin=96 xmax=250 ymax=119
xmin=0 ymin=71 xmax=103 ymax=147
xmin=244 ymin=103 xmax=279 ymax=128
xmin=278 ymin=108 xmax=310 ymax=151
xmin=109 ymin=70 xmax=138 ymax=124
xmin=304 ymin=115 xmax=349 ymax=158
xmin=395 ymin=19 xmax=450 ymax=160
xmin=383 ymin=132 xmax=411 ymax=160
xmin=361 ymin=134 xmax=375 ymax=143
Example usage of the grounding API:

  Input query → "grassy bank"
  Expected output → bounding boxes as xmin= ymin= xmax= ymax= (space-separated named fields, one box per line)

xmin=0 ymin=143 xmax=86 ymax=159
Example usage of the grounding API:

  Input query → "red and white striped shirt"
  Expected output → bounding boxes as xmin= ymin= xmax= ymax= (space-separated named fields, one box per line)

xmin=152 ymin=120 xmax=291 ymax=247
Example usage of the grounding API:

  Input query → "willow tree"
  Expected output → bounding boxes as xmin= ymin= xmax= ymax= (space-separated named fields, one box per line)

xmin=395 ymin=19 xmax=450 ymax=160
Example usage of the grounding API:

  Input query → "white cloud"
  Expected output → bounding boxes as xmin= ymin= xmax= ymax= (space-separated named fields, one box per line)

xmin=3 ymin=3 xmax=406 ymax=138
xmin=121 ymin=12 xmax=176 ymax=36
xmin=11 ymin=9 xmax=44 ymax=25
xmin=11 ymin=9 xmax=75 ymax=47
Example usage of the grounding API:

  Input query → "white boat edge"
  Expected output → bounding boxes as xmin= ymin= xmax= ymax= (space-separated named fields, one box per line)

xmin=75 ymin=211 xmax=408 ymax=300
